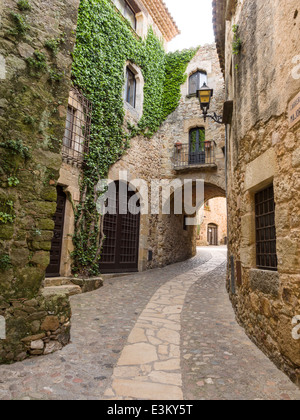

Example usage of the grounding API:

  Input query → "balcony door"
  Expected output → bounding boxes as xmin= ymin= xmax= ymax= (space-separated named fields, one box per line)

xmin=189 ymin=128 xmax=206 ymax=165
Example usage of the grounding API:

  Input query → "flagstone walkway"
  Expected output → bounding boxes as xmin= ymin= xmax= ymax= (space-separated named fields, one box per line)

xmin=0 ymin=247 xmax=299 ymax=400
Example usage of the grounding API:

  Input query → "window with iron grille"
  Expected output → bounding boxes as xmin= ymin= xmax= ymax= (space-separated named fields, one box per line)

xmin=255 ymin=185 xmax=278 ymax=271
xmin=62 ymin=87 xmax=92 ymax=166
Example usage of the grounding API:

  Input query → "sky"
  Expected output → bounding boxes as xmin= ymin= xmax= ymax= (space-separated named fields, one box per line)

xmin=163 ymin=0 xmax=215 ymax=52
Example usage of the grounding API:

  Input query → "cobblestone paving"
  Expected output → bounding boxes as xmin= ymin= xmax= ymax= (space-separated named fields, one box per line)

xmin=0 ymin=250 xmax=211 ymax=400
xmin=0 ymin=248 xmax=299 ymax=400
xmin=181 ymin=252 xmax=300 ymax=401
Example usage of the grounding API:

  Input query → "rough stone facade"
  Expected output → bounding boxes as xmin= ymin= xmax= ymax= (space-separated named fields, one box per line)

xmin=197 ymin=197 xmax=227 ymax=246
xmin=109 ymin=44 xmax=226 ymax=270
xmin=0 ymin=0 xmax=79 ymax=363
xmin=213 ymin=0 xmax=300 ymax=385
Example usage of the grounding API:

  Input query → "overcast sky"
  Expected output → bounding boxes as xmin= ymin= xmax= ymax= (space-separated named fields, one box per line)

xmin=164 ymin=0 xmax=215 ymax=52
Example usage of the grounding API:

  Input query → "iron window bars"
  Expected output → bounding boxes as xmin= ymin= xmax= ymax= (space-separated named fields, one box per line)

xmin=255 ymin=185 xmax=278 ymax=271
xmin=62 ymin=87 xmax=92 ymax=166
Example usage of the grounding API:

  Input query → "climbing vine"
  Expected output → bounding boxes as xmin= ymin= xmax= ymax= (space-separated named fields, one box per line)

xmin=71 ymin=0 xmax=197 ymax=276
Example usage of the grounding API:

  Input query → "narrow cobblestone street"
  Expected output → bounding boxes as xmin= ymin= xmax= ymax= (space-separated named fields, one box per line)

xmin=0 ymin=248 xmax=299 ymax=400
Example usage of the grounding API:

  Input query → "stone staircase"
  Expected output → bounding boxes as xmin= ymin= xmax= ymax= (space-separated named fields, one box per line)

xmin=43 ymin=277 xmax=103 ymax=297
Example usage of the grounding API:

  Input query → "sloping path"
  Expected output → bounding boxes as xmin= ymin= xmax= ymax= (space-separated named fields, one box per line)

xmin=104 ymin=250 xmax=226 ymax=399
xmin=0 ymin=248 xmax=299 ymax=400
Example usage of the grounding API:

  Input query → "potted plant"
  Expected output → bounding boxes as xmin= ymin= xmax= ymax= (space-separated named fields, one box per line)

xmin=175 ymin=142 xmax=183 ymax=151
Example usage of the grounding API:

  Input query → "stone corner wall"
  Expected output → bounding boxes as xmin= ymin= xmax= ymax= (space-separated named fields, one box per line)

xmin=0 ymin=0 xmax=80 ymax=363
xmin=224 ymin=0 xmax=300 ymax=386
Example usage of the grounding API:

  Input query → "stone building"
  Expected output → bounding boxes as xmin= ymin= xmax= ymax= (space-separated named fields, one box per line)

xmin=196 ymin=197 xmax=227 ymax=246
xmin=213 ymin=0 xmax=300 ymax=384
xmin=107 ymin=43 xmax=226 ymax=271
xmin=0 ymin=0 xmax=225 ymax=364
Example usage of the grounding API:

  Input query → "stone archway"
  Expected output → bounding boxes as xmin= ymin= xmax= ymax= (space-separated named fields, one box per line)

xmin=155 ymin=178 xmax=226 ymax=268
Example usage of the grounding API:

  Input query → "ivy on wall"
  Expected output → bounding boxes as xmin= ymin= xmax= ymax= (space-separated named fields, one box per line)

xmin=71 ymin=0 xmax=197 ymax=276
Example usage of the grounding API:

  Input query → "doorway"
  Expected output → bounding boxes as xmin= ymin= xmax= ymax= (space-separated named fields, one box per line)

xmin=208 ymin=223 xmax=218 ymax=246
xmin=46 ymin=186 xmax=66 ymax=277
xmin=189 ymin=127 xmax=206 ymax=165
xmin=99 ymin=181 xmax=140 ymax=273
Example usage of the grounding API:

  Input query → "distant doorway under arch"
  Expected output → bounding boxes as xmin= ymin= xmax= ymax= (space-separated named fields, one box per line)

xmin=208 ymin=223 xmax=218 ymax=246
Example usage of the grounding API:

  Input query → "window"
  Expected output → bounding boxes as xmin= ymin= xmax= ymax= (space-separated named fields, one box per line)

xmin=255 ymin=185 xmax=278 ymax=271
xmin=125 ymin=67 xmax=136 ymax=108
xmin=113 ymin=0 xmax=137 ymax=30
xmin=62 ymin=88 xmax=92 ymax=165
xmin=189 ymin=71 xmax=208 ymax=95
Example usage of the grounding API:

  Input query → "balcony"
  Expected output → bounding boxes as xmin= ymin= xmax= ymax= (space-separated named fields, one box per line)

xmin=173 ymin=141 xmax=217 ymax=172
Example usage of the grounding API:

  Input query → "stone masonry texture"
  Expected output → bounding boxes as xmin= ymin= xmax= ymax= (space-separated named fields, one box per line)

xmin=214 ymin=0 xmax=300 ymax=385
xmin=0 ymin=249 xmax=299 ymax=400
xmin=0 ymin=0 xmax=79 ymax=363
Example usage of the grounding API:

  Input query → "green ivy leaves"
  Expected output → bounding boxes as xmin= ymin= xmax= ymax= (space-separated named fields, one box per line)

xmin=71 ymin=0 xmax=197 ymax=276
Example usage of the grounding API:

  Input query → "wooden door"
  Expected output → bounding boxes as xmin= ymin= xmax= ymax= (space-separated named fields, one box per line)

xmin=208 ymin=224 xmax=218 ymax=246
xmin=99 ymin=182 xmax=140 ymax=273
xmin=46 ymin=186 xmax=66 ymax=277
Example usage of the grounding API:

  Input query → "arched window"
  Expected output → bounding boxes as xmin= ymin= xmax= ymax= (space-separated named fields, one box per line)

xmin=189 ymin=71 xmax=207 ymax=95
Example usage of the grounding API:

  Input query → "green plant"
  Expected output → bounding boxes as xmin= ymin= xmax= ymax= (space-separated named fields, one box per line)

xmin=7 ymin=176 xmax=20 ymax=187
xmin=48 ymin=68 xmax=63 ymax=82
xmin=232 ymin=25 xmax=242 ymax=55
xmin=0 ymin=200 xmax=15 ymax=224
xmin=0 ymin=255 xmax=11 ymax=271
xmin=44 ymin=34 xmax=65 ymax=56
xmin=0 ymin=139 xmax=30 ymax=159
xmin=10 ymin=12 xmax=29 ymax=35
xmin=23 ymin=115 xmax=36 ymax=125
xmin=17 ymin=0 xmax=31 ymax=11
xmin=26 ymin=50 xmax=47 ymax=74
xmin=70 ymin=0 xmax=198 ymax=276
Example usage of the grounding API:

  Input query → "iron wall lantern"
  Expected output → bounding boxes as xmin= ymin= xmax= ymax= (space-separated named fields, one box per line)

xmin=197 ymin=83 xmax=223 ymax=124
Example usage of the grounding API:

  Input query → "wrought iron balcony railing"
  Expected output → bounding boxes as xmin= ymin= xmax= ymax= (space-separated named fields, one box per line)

xmin=173 ymin=141 xmax=216 ymax=170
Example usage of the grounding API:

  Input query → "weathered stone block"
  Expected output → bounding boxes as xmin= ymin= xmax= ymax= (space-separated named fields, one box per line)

xmin=249 ymin=269 xmax=280 ymax=298
xmin=0 ymin=224 xmax=14 ymax=240
xmin=31 ymin=251 xmax=50 ymax=269
xmin=41 ymin=316 xmax=60 ymax=332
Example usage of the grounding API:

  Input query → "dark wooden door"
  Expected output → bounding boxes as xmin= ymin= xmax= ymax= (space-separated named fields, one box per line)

xmin=46 ymin=186 xmax=66 ymax=277
xmin=99 ymin=182 xmax=140 ymax=273
xmin=208 ymin=224 xmax=218 ymax=246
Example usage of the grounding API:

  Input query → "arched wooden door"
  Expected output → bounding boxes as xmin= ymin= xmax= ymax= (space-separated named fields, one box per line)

xmin=208 ymin=223 xmax=218 ymax=246
xmin=99 ymin=182 xmax=140 ymax=273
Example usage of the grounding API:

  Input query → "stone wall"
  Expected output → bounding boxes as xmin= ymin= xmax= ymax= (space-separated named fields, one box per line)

xmin=150 ymin=45 xmax=226 ymax=267
xmin=107 ymin=44 xmax=226 ymax=271
xmin=0 ymin=0 xmax=79 ymax=363
xmin=216 ymin=0 xmax=300 ymax=384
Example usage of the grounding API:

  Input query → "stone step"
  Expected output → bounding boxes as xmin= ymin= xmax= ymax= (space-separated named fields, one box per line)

xmin=44 ymin=277 xmax=73 ymax=287
xmin=42 ymin=285 xmax=82 ymax=297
